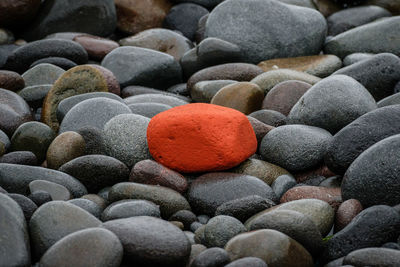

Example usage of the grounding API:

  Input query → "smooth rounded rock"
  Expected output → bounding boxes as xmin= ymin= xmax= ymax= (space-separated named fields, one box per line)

xmin=30 ymin=57 xmax=78 ymax=70
xmin=119 ymin=28 xmax=192 ymax=61
xmin=59 ymin=97 xmax=131 ymax=133
xmin=378 ymin=92 xmax=400 ymax=107
xmin=205 ymin=0 xmax=327 ymax=64
xmin=102 ymin=216 xmax=191 ymax=266
xmin=343 ymin=52 xmax=374 ymax=66
xmin=29 ymin=201 xmax=102 ymax=258
xmin=169 ymin=210 xmax=197 ymax=230
xmin=288 ymin=75 xmax=377 ymax=133
xmin=271 ymin=174 xmax=297 ymax=199
xmin=248 ymin=110 xmax=286 ymax=127
xmin=281 ymin=186 xmax=342 ymax=210
xmin=0 ymin=193 xmax=31 ymax=267
xmin=40 ymin=228 xmax=123 ymax=267
xmin=73 ymin=35 xmax=119 ymax=61
xmin=77 ymin=127 xmax=106 ymax=155
xmin=130 ymin=159 xmax=188 ymax=193
xmin=108 ymin=182 xmax=191 ymax=218
xmin=29 ymin=180 xmax=71 ymax=201
xmin=101 ymin=199 xmax=161 ymax=221
xmin=343 ymin=247 xmax=400 ymax=266
xmin=225 ymin=257 xmax=267 ymax=267
xmin=334 ymin=199 xmax=363 ymax=232
xmin=58 ymin=155 xmax=129 ymax=193
xmin=128 ymin=103 xmax=172 ymax=118
xmin=0 ymin=70 xmax=25 ymax=91
xmin=147 ymin=103 xmax=257 ymax=173
xmin=0 ymin=151 xmax=38 ymax=165
xmin=8 ymin=193 xmax=38 ymax=221
xmin=11 ymin=121 xmax=56 ymax=163
xmin=124 ymin=93 xmax=189 ymax=107
xmin=210 ymin=82 xmax=264 ymax=115
xmin=341 ymin=134 xmax=400 ymax=207
xmin=203 ymin=215 xmax=246 ymax=248
xmin=260 ymin=125 xmax=332 ymax=172
xmin=190 ymin=247 xmax=230 ymax=267
xmin=191 ymin=80 xmax=237 ymax=103
xmin=101 ymin=46 xmax=182 ymax=89
xmin=103 ymin=114 xmax=151 ymax=168
xmin=22 ymin=63 xmax=65 ymax=87
xmin=67 ymin=198 xmax=102 ymax=218
xmin=225 ymin=229 xmax=313 ymax=267
xmin=0 ymin=0 xmax=41 ymax=28
xmin=18 ymin=84 xmax=52 ymax=109
xmin=187 ymin=172 xmax=277 ymax=216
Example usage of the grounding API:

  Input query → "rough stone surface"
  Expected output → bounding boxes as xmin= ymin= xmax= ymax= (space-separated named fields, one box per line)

xmin=342 ymin=247 xmax=400 ymax=266
xmin=334 ymin=199 xmax=363 ymax=232
xmin=281 ymin=186 xmax=342 ymax=210
xmin=203 ymin=215 xmax=246 ymax=248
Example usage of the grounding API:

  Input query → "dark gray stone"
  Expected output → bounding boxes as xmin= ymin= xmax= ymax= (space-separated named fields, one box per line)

xmin=102 ymin=216 xmax=191 ymax=266
xmin=11 ymin=121 xmax=56 ymax=163
xmin=5 ymin=39 xmax=88 ymax=73
xmin=30 ymin=57 xmax=78 ymax=70
xmin=121 ymin=85 xmax=191 ymax=102
xmin=103 ymin=114 xmax=151 ymax=168
xmin=225 ymin=257 xmax=267 ymax=267
xmin=29 ymin=180 xmax=71 ymax=201
xmin=18 ymin=84 xmax=52 ymax=109
xmin=0 ymin=163 xmax=87 ymax=198
xmin=68 ymin=198 xmax=102 ymax=218
xmin=327 ymin=5 xmax=391 ymax=36
xmin=187 ymin=172 xmax=277 ymax=216
xmin=29 ymin=201 xmax=102 ymax=258
xmin=57 ymin=92 xmax=123 ymax=122
xmin=59 ymin=97 xmax=131 ymax=133
xmin=169 ymin=210 xmax=197 ymax=230
xmin=0 ymin=193 xmax=31 ymax=267
xmin=0 ymin=129 xmax=10 ymax=150
xmin=166 ymin=83 xmax=189 ymax=96
xmin=174 ymin=0 xmax=224 ymax=8
xmin=58 ymin=155 xmax=129 ymax=193
xmin=108 ymin=182 xmax=191 ymax=218
xmin=0 ymin=151 xmax=38 ymax=165
xmin=101 ymin=46 xmax=182 ymax=89
xmin=247 ymin=209 xmax=323 ymax=255
xmin=40 ymin=228 xmax=123 ymax=267
xmin=28 ymin=191 xmax=53 ymax=207
xmin=191 ymin=80 xmax=237 ymax=103
xmin=324 ymin=16 xmax=400 ymax=58
xmin=77 ymin=126 xmax=106 ymax=155
xmin=128 ymin=103 xmax=172 ymax=118
xmin=7 ymin=193 xmax=38 ymax=221
xmin=260 ymin=125 xmax=332 ymax=172
xmin=378 ymin=92 xmax=400 ymax=107
xmin=271 ymin=174 xmax=297 ymax=199
xmin=248 ymin=109 xmax=286 ymax=127
xmin=102 ymin=199 xmax=161 ymax=221
xmin=343 ymin=247 xmax=400 ymax=266
xmin=333 ymin=53 xmax=400 ymax=101
xmin=190 ymin=247 xmax=230 ymax=267
xmin=205 ymin=0 xmax=327 ymax=63
xmin=123 ymin=93 xmax=189 ymax=107
xmin=21 ymin=0 xmax=117 ymax=41
xmin=215 ymin=195 xmax=275 ymax=222
xmin=325 ymin=105 xmax=400 ymax=174
xmin=203 ymin=215 xmax=246 ymax=247
xmin=164 ymin=3 xmax=209 ymax=40
xmin=322 ymin=205 xmax=400 ymax=262
xmin=288 ymin=75 xmax=377 ymax=133
xmin=22 ymin=63 xmax=65 ymax=87
xmin=341 ymin=134 xmax=400 ymax=207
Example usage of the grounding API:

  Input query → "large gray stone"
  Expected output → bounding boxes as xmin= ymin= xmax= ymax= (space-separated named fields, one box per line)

xmin=260 ymin=125 xmax=332 ymax=172
xmin=333 ymin=53 xmax=400 ymax=101
xmin=324 ymin=16 xmax=400 ymax=58
xmin=342 ymin=247 xmax=400 ymax=267
xmin=325 ymin=105 xmax=400 ymax=174
xmin=59 ymin=97 xmax=131 ymax=133
xmin=341 ymin=134 xmax=400 ymax=207
xmin=101 ymin=46 xmax=182 ymax=89
xmin=21 ymin=0 xmax=117 ymax=41
xmin=101 ymin=199 xmax=161 ymax=221
xmin=205 ymin=0 xmax=327 ymax=63
xmin=0 ymin=193 xmax=30 ymax=267
xmin=103 ymin=216 xmax=191 ymax=266
xmin=103 ymin=114 xmax=151 ymax=168
xmin=288 ymin=75 xmax=377 ymax=133
xmin=40 ymin=228 xmax=123 ymax=267
xmin=29 ymin=201 xmax=102 ymax=258
xmin=22 ymin=63 xmax=65 ymax=87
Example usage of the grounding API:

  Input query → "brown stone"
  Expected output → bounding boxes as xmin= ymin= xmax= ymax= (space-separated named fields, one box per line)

xmin=0 ymin=142 xmax=4 ymax=157
xmin=129 ymin=159 xmax=188 ymax=194
xmin=115 ymin=0 xmax=173 ymax=35
xmin=0 ymin=0 xmax=41 ymax=27
xmin=211 ymin=82 xmax=264 ymax=115
xmin=262 ymin=80 xmax=311 ymax=116
xmin=46 ymin=131 xmax=86 ymax=169
xmin=73 ymin=35 xmax=119 ymax=61
xmin=294 ymin=164 xmax=336 ymax=183
xmin=281 ymin=186 xmax=342 ymax=210
xmin=89 ymin=65 xmax=121 ymax=95
xmin=0 ymin=70 xmax=25 ymax=92
xmin=334 ymin=199 xmax=363 ymax=232
xmin=312 ymin=0 xmax=341 ymax=17
xmin=41 ymin=65 xmax=115 ymax=132
xmin=258 ymin=55 xmax=342 ymax=78
xmin=225 ymin=229 xmax=314 ymax=267
xmin=247 ymin=116 xmax=275 ymax=147
xmin=231 ymin=158 xmax=290 ymax=185
xmin=187 ymin=63 xmax=263 ymax=92
xmin=119 ymin=28 xmax=192 ymax=61
xmin=0 ymin=88 xmax=33 ymax=136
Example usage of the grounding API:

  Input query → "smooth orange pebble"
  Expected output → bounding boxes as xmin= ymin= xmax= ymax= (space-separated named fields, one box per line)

xmin=147 ymin=103 xmax=257 ymax=173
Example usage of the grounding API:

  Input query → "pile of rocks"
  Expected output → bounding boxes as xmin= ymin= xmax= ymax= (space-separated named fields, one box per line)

xmin=1 ymin=0 xmax=400 ymax=266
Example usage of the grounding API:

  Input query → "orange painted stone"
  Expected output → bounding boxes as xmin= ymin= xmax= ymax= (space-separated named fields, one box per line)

xmin=147 ymin=103 xmax=257 ymax=173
